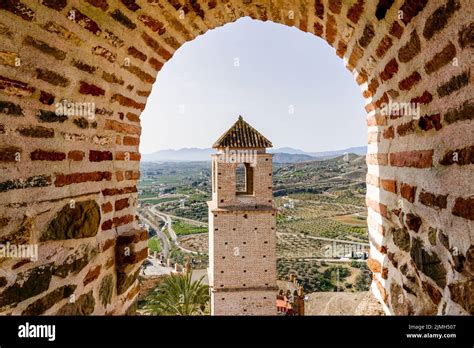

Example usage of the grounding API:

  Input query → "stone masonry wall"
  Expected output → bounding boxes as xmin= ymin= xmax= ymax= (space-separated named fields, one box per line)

xmin=0 ymin=0 xmax=472 ymax=315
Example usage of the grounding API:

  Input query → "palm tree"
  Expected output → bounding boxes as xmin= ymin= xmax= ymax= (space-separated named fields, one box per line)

xmin=144 ymin=271 xmax=209 ymax=315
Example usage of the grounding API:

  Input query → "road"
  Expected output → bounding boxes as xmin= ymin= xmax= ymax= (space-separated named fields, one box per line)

xmin=146 ymin=206 xmax=200 ymax=255
xmin=138 ymin=212 xmax=171 ymax=259
xmin=150 ymin=204 xmax=208 ymax=227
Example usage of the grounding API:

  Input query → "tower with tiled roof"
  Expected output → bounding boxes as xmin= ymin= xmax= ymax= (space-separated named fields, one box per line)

xmin=208 ymin=116 xmax=277 ymax=315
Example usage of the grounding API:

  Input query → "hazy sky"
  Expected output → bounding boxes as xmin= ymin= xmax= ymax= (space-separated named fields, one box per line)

xmin=140 ymin=17 xmax=366 ymax=154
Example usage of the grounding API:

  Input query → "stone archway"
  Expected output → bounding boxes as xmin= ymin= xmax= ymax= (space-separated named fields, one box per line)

xmin=0 ymin=0 xmax=472 ymax=315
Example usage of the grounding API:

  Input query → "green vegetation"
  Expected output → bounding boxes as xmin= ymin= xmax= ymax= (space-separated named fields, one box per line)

xmin=141 ymin=197 xmax=182 ymax=205
xmin=169 ymin=246 xmax=208 ymax=268
xmin=354 ymin=263 xmax=371 ymax=291
xmin=277 ymin=259 xmax=367 ymax=293
xmin=142 ymin=271 xmax=209 ymax=315
xmin=148 ymin=237 xmax=161 ymax=253
xmin=139 ymin=155 xmax=371 ymax=294
xmin=172 ymin=220 xmax=207 ymax=236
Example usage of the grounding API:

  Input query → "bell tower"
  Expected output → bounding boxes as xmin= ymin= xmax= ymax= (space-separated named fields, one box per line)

xmin=208 ymin=116 xmax=277 ymax=315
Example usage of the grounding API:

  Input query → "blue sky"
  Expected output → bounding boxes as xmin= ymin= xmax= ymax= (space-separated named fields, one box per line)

xmin=140 ymin=17 xmax=366 ymax=154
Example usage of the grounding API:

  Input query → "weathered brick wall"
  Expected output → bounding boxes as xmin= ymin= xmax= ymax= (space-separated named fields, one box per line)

xmin=209 ymin=153 xmax=277 ymax=314
xmin=0 ymin=0 xmax=472 ymax=315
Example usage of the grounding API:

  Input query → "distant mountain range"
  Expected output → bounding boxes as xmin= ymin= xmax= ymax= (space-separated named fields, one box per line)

xmin=141 ymin=146 xmax=367 ymax=163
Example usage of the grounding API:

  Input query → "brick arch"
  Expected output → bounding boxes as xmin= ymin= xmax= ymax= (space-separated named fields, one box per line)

xmin=0 ymin=0 xmax=472 ymax=315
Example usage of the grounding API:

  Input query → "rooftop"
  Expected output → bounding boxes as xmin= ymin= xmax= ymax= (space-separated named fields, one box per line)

xmin=212 ymin=115 xmax=272 ymax=149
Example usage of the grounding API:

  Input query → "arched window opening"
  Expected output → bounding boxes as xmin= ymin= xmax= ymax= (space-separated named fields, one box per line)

xmin=236 ymin=163 xmax=254 ymax=195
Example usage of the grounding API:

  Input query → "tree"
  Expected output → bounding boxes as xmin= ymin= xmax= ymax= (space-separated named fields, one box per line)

xmin=144 ymin=271 xmax=209 ymax=315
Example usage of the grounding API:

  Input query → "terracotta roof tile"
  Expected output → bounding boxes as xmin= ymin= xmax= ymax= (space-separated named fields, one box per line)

xmin=213 ymin=115 xmax=272 ymax=149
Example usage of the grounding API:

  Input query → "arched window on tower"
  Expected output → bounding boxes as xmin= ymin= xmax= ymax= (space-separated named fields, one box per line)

xmin=236 ymin=163 xmax=254 ymax=195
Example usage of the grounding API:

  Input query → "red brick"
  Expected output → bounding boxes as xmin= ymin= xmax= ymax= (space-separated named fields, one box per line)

xmin=398 ymin=71 xmax=421 ymax=91
xmin=89 ymin=150 xmax=112 ymax=162
xmin=141 ymin=32 xmax=172 ymax=60
xmin=425 ymin=42 xmax=456 ymax=75
xmin=85 ymin=0 xmax=109 ymax=10
xmin=313 ymin=22 xmax=323 ymax=37
xmin=422 ymin=281 xmax=442 ymax=305
xmin=115 ymin=151 xmax=140 ymax=161
xmin=399 ymin=0 xmax=428 ymax=25
xmin=328 ymin=0 xmax=342 ymax=14
xmin=375 ymin=35 xmax=393 ymax=58
xmin=101 ymin=219 xmax=113 ymax=230
xmin=347 ymin=0 xmax=364 ymax=24
xmin=0 ymin=75 xmax=35 ymax=97
xmin=1 ymin=0 xmax=35 ymax=21
xmin=348 ymin=44 xmax=364 ymax=69
xmin=383 ymin=126 xmax=395 ymax=139
xmin=101 ymin=238 xmax=115 ymax=252
xmin=400 ymin=183 xmax=417 ymax=203
xmin=389 ymin=150 xmax=433 ymax=168
xmin=123 ymin=136 xmax=139 ymax=146
xmin=364 ymin=78 xmax=380 ymax=98
xmin=116 ymin=229 xmax=148 ymax=245
xmin=410 ymin=91 xmax=433 ymax=105
xmin=124 ymin=170 xmax=140 ymax=180
xmin=102 ymin=202 xmax=113 ymax=213
xmin=39 ymin=91 xmax=55 ymax=105
xmin=112 ymin=214 xmax=134 ymax=227
xmin=148 ymin=57 xmax=163 ymax=72
xmin=67 ymin=8 xmax=101 ymax=36
xmin=397 ymin=120 xmax=416 ymax=137
xmin=136 ymin=90 xmax=150 ymax=97
xmin=68 ymin=151 xmax=84 ymax=161
xmin=452 ymin=196 xmax=474 ymax=220
xmin=105 ymin=119 xmax=141 ymax=135
xmin=83 ymin=265 xmax=101 ymax=286
xmin=374 ymin=92 xmax=389 ymax=109
xmin=128 ymin=47 xmax=147 ymax=61
xmin=79 ymin=81 xmax=105 ymax=96
xmin=398 ymin=30 xmax=421 ymax=63
xmin=126 ymin=112 xmax=139 ymax=122
xmin=380 ymin=58 xmax=398 ymax=81
xmin=314 ymin=0 xmax=324 ymax=19
xmin=111 ymin=94 xmax=145 ymax=111
xmin=92 ymin=45 xmax=116 ymax=63
xmin=356 ymin=70 xmax=368 ymax=85
xmin=419 ymin=190 xmax=447 ymax=210
xmin=439 ymin=146 xmax=473 ymax=166
xmin=122 ymin=65 xmax=154 ymax=83
xmin=374 ymin=276 xmax=388 ymax=304
xmin=0 ymin=146 xmax=21 ymax=162
xmin=101 ymin=186 xmax=137 ymax=196
xmin=54 ymin=171 xmax=112 ymax=187
xmin=30 ymin=149 xmax=66 ymax=161
xmin=126 ymin=284 xmax=140 ymax=301
xmin=138 ymin=14 xmax=165 ymax=33
xmin=325 ymin=14 xmax=337 ymax=45
xmin=121 ymin=0 xmax=140 ymax=11
xmin=389 ymin=21 xmax=404 ymax=39
xmin=368 ymin=257 xmax=381 ymax=273
xmin=17 ymin=125 xmax=54 ymax=138
xmin=381 ymin=179 xmax=397 ymax=194
xmin=116 ymin=171 xmax=124 ymax=182
xmin=115 ymin=198 xmax=129 ymax=211
xmin=336 ymin=40 xmax=347 ymax=58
